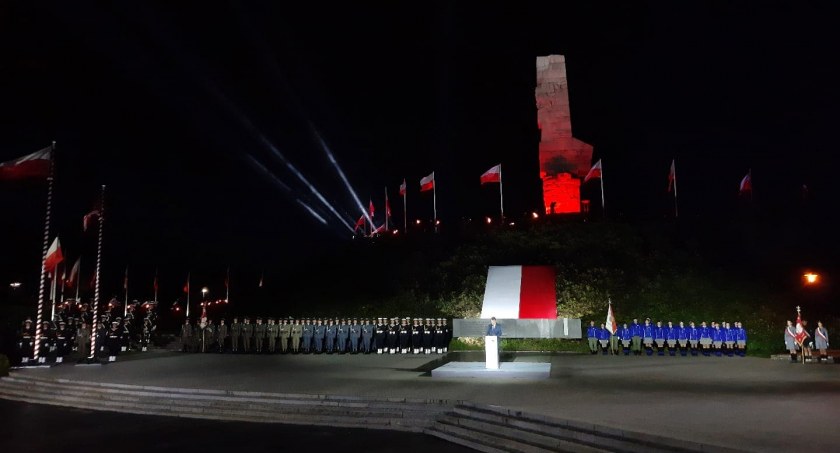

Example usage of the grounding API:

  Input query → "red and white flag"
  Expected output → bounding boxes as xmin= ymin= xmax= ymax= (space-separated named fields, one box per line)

xmin=385 ymin=191 xmax=392 ymax=218
xmin=399 ymin=179 xmax=406 ymax=196
xmin=369 ymin=199 xmax=375 ymax=217
xmin=480 ymin=266 xmax=556 ymax=319
xmin=45 ymin=237 xmax=64 ymax=272
xmin=420 ymin=172 xmax=435 ymax=192
xmin=353 ymin=215 xmax=365 ymax=233
xmin=739 ymin=171 xmax=752 ymax=194
xmin=480 ymin=164 xmax=502 ymax=185
xmin=667 ymin=159 xmax=676 ymax=192
xmin=0 ymin=146 xmax=51 ymax=180
xmin=66 ymin=257 xmax=81 ymax=288
xmin=605 ymin=300 xmax=617 ymax=335
xmin=183 ymin=275 xmax=190 ymax=294
xmin=83 ymin=209 xmax=101 ymax=232
xmin=371 ymin=224 xmax=386 ymax=235
xmin=584 ymin=159 xmax=602 ymax=183
xmin=794 ymin=309 xmax=808 ymax=344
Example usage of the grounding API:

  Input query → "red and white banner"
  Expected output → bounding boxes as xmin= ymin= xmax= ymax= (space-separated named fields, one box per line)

xmin=606 ymin=302 xmax=617 ymax=335
xmin=795 ymin=310 xmax=808 ymax=344
xmin=667 ymin=160 xmax=676 ymax=192
xmin=399 ymin=179 xmax=406 ymax=196
xmin=0 ymin=146 xmax=51 ymax=180
xmin=739 ymin=171 xmax=752 ymax=193
xmin=480 ymin=266 xmax=556 ymax=319
xmin=420 ymin=172 xmax=435 ymax=192
xmin=66 ymin=258 xmax=81 ymax=288
xmin=480 ymin=164 xmax=501 ymax=184
xmin=584 ymin=159 xmax=602 ymax=183
xmin=45 ymin=237 xmax=64 ymax=271
xmin=369 ymin=199 xmax=375 ymax=217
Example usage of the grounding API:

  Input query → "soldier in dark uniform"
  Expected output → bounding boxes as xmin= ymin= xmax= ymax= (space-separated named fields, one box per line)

xmin=374 ymin=318 xmax=387 ymax=354
xmin=242 ymin=317 xmax=254 ymax=353
xmin=434 ymin=318 xmax=446 ymax=353
xmin=67 ymin=317 xmax=78 ymax=353
xmin=311 ymin=318 xmax=323 ymax=353
xmin=279 ymin=318 xmax=292 ymax=353
xmin=266 ymin=318 xmax=278 ymax=353
xmin=217 ymin=318 xmax=228 ymax=353
xmin=230 ymin=317 xmax=241 ymax=352
xmin=141 ymin=317 xmax=153 ymax=352
xmin=107 ymin=321 xmax=121 ymax=362
xmin=290 ymin=318 xmax=303 ymax=353
xmin=325 ymin=319 xmax=337 ymax=354
xmin=411 ymin=318 xmax=422 ymax=354
xmin=76 ymin=321 xmax=91 ymax=358
xmin=349 ymin=319 xmax=361 ymax=353
xmin=180 ymin=319 xmax=193 ymax=352
xmin=386 ymin=318 xmax=399 ymax=354
xmin=39 ymin=321 xmax=54 ymax=363
xmin=254 ymin=317 xmax=266 ymax=353
xmin=302 ymin=318 xmax=313 ymax=353
xmin=337 ymin=319 xmax=349 ymax=354
xmin=121 ymin=318 xmax=132 ymax=352
xmin=55 ymin=320 xmax=70 ymax=363
xmin=18 ymin=318 xmax=35 ymax=364
xmin=398 ymin=318 xmax=410 ymax=354
xmin=421 ymin=318 xmax=434 ymax=354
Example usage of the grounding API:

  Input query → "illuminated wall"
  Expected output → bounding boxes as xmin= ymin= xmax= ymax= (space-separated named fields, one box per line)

xmin=536 ymin=55 xmax=593 ymax=214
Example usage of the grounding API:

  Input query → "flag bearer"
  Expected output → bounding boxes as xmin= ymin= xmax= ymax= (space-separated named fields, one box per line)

xmin=586 ymin=321 xmax=598 ymax=354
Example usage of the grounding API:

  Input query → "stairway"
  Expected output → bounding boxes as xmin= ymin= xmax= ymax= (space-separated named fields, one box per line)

xmin=0 ymin=374 xmax=448 ymax=432
xmin=424 ymin=402 xmax=745 ymax=453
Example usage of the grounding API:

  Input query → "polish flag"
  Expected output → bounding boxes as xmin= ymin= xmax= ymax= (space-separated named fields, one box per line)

xmin=83 ymin=209 xmax=100 ymax=232
xmin=480 ymin=164 xmax=501 ymax=185
xmin=667 ymin=159 xmax=676 ymax=192
xmin=183 ymin=275 xmax=190 ymax=294
xmin=399 ymin=179 xmax=406 ymax=196
xmin=0 ymin=146 xmax=51 ymax=180
xmin=480 ymin=266 xmax=556 ymax=319
xmin=369 ymin=199 xmax=375 ymax=217
xmin=420 ymin=172 xmax=435 ymax=192
xmin=371 ymin=224 xmax=386 ymax=235
xmin=353 ymin=215 xmax=365 ymax=232
xmin=66 ymin=258 xmax=81 ymax=288
xmin=385 ymin=193 xmax=392 ymax=218
xmin=794 ymin=310 xmax=808 ymax=344
xmin=584 ymin=159 xmax=602 ymax=183
xmin=45 ymin=237 xmax=64 ymax=271
xmin=739 ymin=171 xmax=752 ymax=194
xmin=605 ymin=300 xmax=617 ymax=335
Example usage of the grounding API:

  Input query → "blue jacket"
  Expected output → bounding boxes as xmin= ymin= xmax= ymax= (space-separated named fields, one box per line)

xmin=619 ymin=327 xmax=633 ymax=341
xmin=677 ymin=326 xmax=688 ymax=340
xmin=486 ymin=324 xmax=502 ymax=336
xmin=736 ymin=327 xmax=747 ymax=341
xmin=630 ymin=322 xmax=643 ymax=337
xmin=586 ymin=326 xmax=598 ymax=338
xmin=699 ymin=326 xmax=711 ymax=339
xmin=688 ymin=326 xmax=700 ymax=340
xmin=643 ymin=324 xmax=654 ymax=338
xmin=712 ymin=328 xmax=724 ymax=342
xmin=596 ymin=328 xmax=610 ymax=341
xmin=654 ymin=326 xmax=665 ymax=340
xmin=723 ymin=328 xmax=735 ymax=342
xmin=666 ymin=326 xmax=678 ymax=340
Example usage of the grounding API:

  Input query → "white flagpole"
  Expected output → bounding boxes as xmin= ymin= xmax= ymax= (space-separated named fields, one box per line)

xmin=432 ymin=172 xmax=437 ymax=229
xmin=75 ymin=258 xmax=80 ymax=303
xmin=673 ymin=160 xmax=679 ymax=218
xmin=33 ymin=141 xmax=56 ymax=362
xmin=384 ymin=187 xmax=389 ymax=232
xmin=51 ymin=263 xmax=58 ymax=321
xmin=499 ymin=165 xmax=505 ymax=221
xmin=403 ymin=180 xmax=407 ymax=233
xmin=226 ymin=266 xmax=230 ymax=302
xmin=124 ymin=266 xmax=128 ymax=318
xmin=89 ymin=184 xmax=106 ymax=360
xmin=154 ymin=268 xmax=158 ymax=303
xmin=186 ymin=273 xmax=191 ymax=318
xmin=600 ymin=162 xmax=606 ymax=218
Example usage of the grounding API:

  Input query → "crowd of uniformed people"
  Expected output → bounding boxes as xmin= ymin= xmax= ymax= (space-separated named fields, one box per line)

xmin=15 ymin=302 xmax=158 ymax=365
xmin=179 ymin=316 xmax=453 ymax=355
xmin=586 ymin=318 xmax=749 ymax=357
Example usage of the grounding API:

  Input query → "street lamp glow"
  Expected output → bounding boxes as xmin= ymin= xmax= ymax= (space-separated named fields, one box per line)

xmin=201 ymin=287 xmax=209 ymax=297
xmin=804 ymin=273 xmax=819 ymax=284
xmin=9 ymin=282 xmax=22 ymax=288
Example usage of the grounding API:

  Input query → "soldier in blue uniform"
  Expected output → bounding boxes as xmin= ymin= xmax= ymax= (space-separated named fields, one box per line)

xmin=361 ymin=319 xmax=373 ymax=354
xmin=642 ymin=318 xmax=655 ymax=356
xmin=313 ymin=319 xmax=325 ymax=353
xmin=630 ymin=318 xmax=643 ymax=355
xmin=653 ymin=321 xmax=666 ymax=356
xmin=677 ymin=321 xmax=689 ymax=356
xmin=665 ymin=321 xmax=678 ymax=356
xmin=347 ymin=319 xmax=359 ymax=353
xmin=337 ymin=319 xmax=349 ymax=353
xmin=301 ymin=318 xmax=313 ymax=353
xmin=586 ymin=321 xmax=598 ymax=354
xmin=325 ymin=319 xmax=337 ymax=353
xmin=619 ymin=322 xmax=632 ymax=355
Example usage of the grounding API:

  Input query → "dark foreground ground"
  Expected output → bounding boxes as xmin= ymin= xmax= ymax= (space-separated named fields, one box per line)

xmin=0 ymin=399 xmax=471 ymax=453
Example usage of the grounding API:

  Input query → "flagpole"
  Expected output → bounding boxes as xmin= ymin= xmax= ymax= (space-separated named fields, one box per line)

xmin=403 ymin=180 xmax=407 ymax=233
xmin=673 ymin=159 xmax=679 ymax=218
xmin=226 ymin=266 xmax=230 ymax=302
xmin=75 ymin=259 xmax=80 ymax=303
xmin=154 ymin=268 xmax=158 ymax=303
xmin=600 ymin=163 xmax=606 ymax=218
xmin=499 ymin=165 xmax=505 ymax=221
xmin=124 ymin=267 xmax=129 ymax=318
xmin=384 ymin=187 xmax=389 ymax=232
xmin=51 ymin=263 xmax=58 ymax=321
xmin=432 ymin=172 xmax=437 ymax=230
xmin=186 ymin=273 xmax=191 ymax=318
xmin=89 ymin=184 xmax=106 ymax=360
xmin=33 ymin=141 xmax=55 ymax=363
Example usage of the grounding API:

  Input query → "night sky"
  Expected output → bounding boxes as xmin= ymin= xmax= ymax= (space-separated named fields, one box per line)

xmin=2 ymin=2 xmax=840 ymax=306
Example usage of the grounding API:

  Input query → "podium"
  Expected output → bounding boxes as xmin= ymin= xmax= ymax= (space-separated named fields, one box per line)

xmin=485 ymin=335 xmax=499 ymax=369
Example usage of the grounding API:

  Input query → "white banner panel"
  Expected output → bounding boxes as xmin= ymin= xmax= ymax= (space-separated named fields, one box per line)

xmin=480 ymin=266 xmax=522 ymax=319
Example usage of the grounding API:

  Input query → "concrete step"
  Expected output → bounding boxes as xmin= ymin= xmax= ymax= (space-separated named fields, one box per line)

xmin=426 ymin=422 xmax=535 ymax=453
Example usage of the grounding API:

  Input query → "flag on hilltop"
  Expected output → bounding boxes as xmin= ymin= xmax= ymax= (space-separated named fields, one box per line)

xmin=399 ymin=179 xmax=406 ymax=196
xmin=480 ymin=164 xmax=501 ymax=184
xmin=605 ymin=299 xmax=617 ymax=335
xmin=584 ymin=159 xmax=602 ymax=183
xmin=739 ymin=170 xmax=752 ymax=194
xmin=45 ymin=237 xmax=64 ymax=272
xmin=0 ymin=146 xmax=51 ymax=180
xmin=420 ymin=172 xmax=435 ymax=192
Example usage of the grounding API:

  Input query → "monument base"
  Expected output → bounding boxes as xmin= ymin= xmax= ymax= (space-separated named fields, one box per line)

xmin=431 ymin=362 xmax=551 ymax=379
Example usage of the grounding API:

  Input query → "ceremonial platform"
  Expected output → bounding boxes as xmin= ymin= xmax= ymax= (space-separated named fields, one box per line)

xmin=431 ymin=361 xmax=551 ymax=379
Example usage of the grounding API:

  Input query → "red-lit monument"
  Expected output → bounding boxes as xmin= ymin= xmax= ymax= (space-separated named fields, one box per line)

xmin=536 ymin=55 xmax=593 ymax=214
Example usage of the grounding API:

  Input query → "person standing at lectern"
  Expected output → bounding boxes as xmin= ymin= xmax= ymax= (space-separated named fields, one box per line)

xmin=486 ymin=317 xmax=502 ymax=336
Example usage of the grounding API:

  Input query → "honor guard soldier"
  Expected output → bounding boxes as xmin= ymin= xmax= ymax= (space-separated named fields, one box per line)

xmin=266 ymin=318 xmax=278 ymax=353
xmin=677 ymin=321 xmax=689 ymax=356
xmin=39 ymin=321 xmax=54 ymax=363
xmin=291 ymin=318 xmax=303 ymax=353
xmin=217 ymin=319 xmax=228 ymax=353
xmin=586 ymin=321 xmax=598 ymax=354
xmin=279 ymin=318 xmax=292 ymax=353
xmin=18 ymin=319 xmax=34 ymax=364
xmin=76 ymin=322 xmax=91 ymax=358
xmin=434 ymin=319 xmax=446 ymax=354
xmin=735 ymin=321 xmax=748 ymax=357
xmin=337 ymin=319 xmax=349 ymax=353
xmin=302 ymin=318 xmax=314 ymax=353
xmin=375 ymin=318 xmax=387 ymax=354
xmin=230 ymin=317 xmax=241 ymax=353
xmin=397 ymin=319 xmax=410 ymax=354
xmin=386 ymin=318 xmax=398 ymax=354
xmin=665 ymin=321 xmax=678 ymax=356
xmin=361 ymin=319 xmax=373 ymax=354
xmin=254 ymin=318 xmax=266 ymax=353
xmin=107 ymin=321 xmax=121 ymax=362
xmin=619 ymin=323 xmax=632 ymax=355
xmin=411 ymin=319 xmax=422 ymax=354
xmin=349 ymin=319 xmax=361 ymax=353
xmin=141 ymin=317 xmax=153 ymax=351
xmin=55 ymin=321 xmax=69 ymax=363
xmin=313 ymin=319 xmax=326 ymax=353
xmin=242 ymin=317 xmax=254 ymax=353
xmin=180 ymin=319 xmax=193 ymax=353
xmin=421 ymin=318 xmax=434 ymax=354
xmin=642 ymin=318 xmax=654 ymax=356
xmin=121 ymin=318 xmax=131 ymax=352
xmin=325 ymin=319 xmax=337 ymax=353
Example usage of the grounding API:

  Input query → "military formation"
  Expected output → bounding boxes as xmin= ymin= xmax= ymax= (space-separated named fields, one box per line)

xmin=179 ymin=316 xmax=452 ymax=355
xmin=586 ymin=318 xmax=749 ymax=357
xmin=15 ymin=301 xmax=158 ymax=365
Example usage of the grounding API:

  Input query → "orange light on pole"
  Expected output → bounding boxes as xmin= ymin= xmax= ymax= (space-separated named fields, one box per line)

xmin=803 ymin=273 xmax=819 ymax=285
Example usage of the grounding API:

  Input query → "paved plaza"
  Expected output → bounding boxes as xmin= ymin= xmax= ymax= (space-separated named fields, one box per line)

xmin=8 ymin=351 xmax=840 ymax=452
